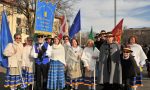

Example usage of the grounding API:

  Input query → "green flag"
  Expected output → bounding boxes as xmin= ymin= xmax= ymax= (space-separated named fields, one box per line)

xmin=88 ymin=26 xmax=94 ymax=40
xmin=88 ymin=26 xmax=95 ymax=50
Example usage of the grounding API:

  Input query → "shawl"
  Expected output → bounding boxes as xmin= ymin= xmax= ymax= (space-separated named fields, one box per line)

xmin=51 ymin=44 xmax=66 ymax=65
xmin=66 ymin=46 xmax=83 ymax=71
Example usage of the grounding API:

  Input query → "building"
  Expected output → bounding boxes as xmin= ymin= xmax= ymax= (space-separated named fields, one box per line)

xmin=122 ymin=27 xmax=150 ymax=45
xmin=0 ymin=1 xmax=30 ymax=43
xmin=0 ymin=0 xmax=69 ymax=42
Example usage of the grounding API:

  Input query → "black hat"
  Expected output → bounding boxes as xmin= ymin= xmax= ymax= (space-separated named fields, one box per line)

xmin=99 ymin=30 xmax=106 ymax=36
xmin=106 ymin=32 xmax=114 ymax=37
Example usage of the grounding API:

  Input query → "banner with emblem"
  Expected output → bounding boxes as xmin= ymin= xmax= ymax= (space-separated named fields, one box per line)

xmin=112 ymin=19 xmax=124 ymax=44
xmin=34 ymin=0 xmax=57 ymax=34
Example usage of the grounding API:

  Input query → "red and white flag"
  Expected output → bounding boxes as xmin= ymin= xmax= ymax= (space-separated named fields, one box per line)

xmin=58 ymin=15 xmax=68 ymax=39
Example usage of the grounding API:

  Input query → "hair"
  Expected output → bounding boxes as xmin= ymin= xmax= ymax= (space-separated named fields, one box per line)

xmin=70 ymin=38 xmax=79 ymax=46
xmin=128 ymin=35 xmax=138 ymax=44
xmin=14 ymin=33 xmax=21 ymax=39
xmin=63 ymin=35 xmax=70 ymax=40
xmin=54 ymin=36 xmax=61 ymax=44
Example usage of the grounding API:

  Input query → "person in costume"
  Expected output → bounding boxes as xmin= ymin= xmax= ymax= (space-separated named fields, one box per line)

xmin=97 ymin=32 xmax=122 ymax=90
xmin=121 ymin=47 xmax=140 ymax=90
xmin=3 ymin=33 xmax=24 ymax=90
xmin=128 ymin=35 xmax=147 ymax=89
xmin=81 ymin=39 xmax=99 ymax=90
xmin=47 ymin=36 xmax=66 ymax=90
xmin=45 ymin=35 xmax=53 ymax=46
xmin=22 ymin=37 xmax=34 ymax=90
xmin=31 ymin=33 xmax=52 ymax=90
xmin=65 ymin=38 xmax=83 ymax=90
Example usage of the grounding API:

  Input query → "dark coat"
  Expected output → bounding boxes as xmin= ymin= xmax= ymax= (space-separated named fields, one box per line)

xmin=121 ymin=55 xmax=140 ymax=80
xmin=97 ymin=42 xmax=122 ymax=84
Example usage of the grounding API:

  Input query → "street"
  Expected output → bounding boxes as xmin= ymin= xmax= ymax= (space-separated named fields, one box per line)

xmin=0 ymin=66 xmax=150 ymax=90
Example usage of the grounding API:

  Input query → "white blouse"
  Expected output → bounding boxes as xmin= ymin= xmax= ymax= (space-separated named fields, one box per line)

xmin=81 ymin=47 xmax=100 ymax=71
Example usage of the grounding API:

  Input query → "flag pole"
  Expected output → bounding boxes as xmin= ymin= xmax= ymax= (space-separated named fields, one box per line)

xmin=79 ymin=30 xmax=82 ymax=46
xmin=114 ymin=0 xmax=117 ymax=26
xmin=94 ymin=65 xmax=96 ymax=90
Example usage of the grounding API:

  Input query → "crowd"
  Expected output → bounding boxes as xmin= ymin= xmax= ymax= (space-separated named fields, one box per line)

xmin=2 ymin=30 xmax=148 ymax=90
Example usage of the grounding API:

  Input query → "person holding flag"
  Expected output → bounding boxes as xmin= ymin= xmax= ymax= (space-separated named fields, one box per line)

xmin=81 ymin=28 xmax=99 ymax=90
xmin=65 ymin=38 xmax=83 ymax=90
xmin=81 ymin=39 xmax=99 ymax=90
xmin=3 ymin=33 xmax=24 ymax=90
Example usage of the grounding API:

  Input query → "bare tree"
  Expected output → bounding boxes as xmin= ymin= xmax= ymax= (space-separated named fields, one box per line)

xmin=0 ymin=0 xmax=80 ymax=35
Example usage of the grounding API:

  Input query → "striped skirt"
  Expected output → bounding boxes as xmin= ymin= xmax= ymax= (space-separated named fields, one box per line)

xmin=22 ymin=69 xmax=34 ymax=86
xmin=4 ymin=68 xmax=22 ymax=88
xmin=130 ymin=73 xmax=143 ymax=88
xmin=66 ymin=76 xmax=83 ymax=90
xmin=83 ymin=77 xmax=96 ymax=90
xmin=83 ymin=70 xmax=96 ymax=90
xmin=47 ymin=60 xmax=65 ymax=90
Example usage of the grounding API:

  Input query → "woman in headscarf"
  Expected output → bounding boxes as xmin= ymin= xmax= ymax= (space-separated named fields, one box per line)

xmin=81 ymin=39 xmax=99 ymax=90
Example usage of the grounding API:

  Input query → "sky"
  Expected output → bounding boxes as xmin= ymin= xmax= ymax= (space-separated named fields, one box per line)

xmin=70 ymin=0 xmax=150 ymax=32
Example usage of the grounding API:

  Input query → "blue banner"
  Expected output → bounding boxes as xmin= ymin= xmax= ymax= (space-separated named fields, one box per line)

xmin=35 ymin=0 xmax=57 ymax=33
xmin=69 ymin=10 xmax=81 ymax=38
xmin=0 ymin=11 xmax=13 ymax=68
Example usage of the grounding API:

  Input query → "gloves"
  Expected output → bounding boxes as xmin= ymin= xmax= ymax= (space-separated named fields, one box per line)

xmin=41 ymin=46 xmax=47 ymax=52
xmin=38 ymin=51 xmax=43 ymax=59
xmin=37 ymin=46 xmax=47 ymax=59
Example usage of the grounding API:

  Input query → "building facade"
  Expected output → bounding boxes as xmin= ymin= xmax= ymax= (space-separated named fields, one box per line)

xmin=122 ymin=27 xmax=150 ymax=45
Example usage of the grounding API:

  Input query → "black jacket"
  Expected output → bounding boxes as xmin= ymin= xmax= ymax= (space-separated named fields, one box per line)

xmin=121 ymin=55 xmax=140 ymax=80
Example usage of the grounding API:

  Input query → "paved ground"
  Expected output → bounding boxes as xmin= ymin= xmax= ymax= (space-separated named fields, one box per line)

xmin=0 ymin=66 xmax=150 ymax=90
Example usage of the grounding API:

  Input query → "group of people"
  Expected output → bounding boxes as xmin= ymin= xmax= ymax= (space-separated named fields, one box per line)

xmin=2 ymin=30 xmax=147 ymax=90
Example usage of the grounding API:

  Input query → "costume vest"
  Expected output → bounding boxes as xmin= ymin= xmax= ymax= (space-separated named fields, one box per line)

xmin=34 ymin=42 xmax=49 ymax=65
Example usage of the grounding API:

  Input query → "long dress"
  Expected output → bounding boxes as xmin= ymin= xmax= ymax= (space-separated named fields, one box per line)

xmin=81 ymin=47 xmax=99 ymax=90
xmin=130 ymin=43 xmax=147 ymax=87
xmin=22 ymin=45 xmax=34 ymax=86
xmin=65 ymin=46 xmax=83 ymax=90
xmin=3 ymin=42 xmax=23 ymax=88
xmin=47 ymin=44 xmax=66 ymax=90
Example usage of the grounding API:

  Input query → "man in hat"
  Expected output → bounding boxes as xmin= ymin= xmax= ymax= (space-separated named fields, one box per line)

xmin=121 ymin=47 xmax=140 ymax=90
xmin=45 ymin=35 xmax=53 ymax=46
xmin=95 ymin=30 xmax=107 ymax=50
xmin=97 ymin=32 xmax=122 ymax=90
xmin=31 ymin=33 xmax=52 ymax=90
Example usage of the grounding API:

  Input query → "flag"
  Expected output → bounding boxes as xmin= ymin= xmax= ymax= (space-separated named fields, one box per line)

xmin=112 ymin=19 xmax=124 ymax=44
xmin=88 ymin=26 xmax=95 ymax=50
xmin=58 ymin=15 xmax=67 ymax=39
xmin=88 ymin=26 xmax=94 ymax=40
xmin=0 ymin=11 xmax=13 ymax=68
xmin=69 ymin=10 xmax=81 ymax=38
